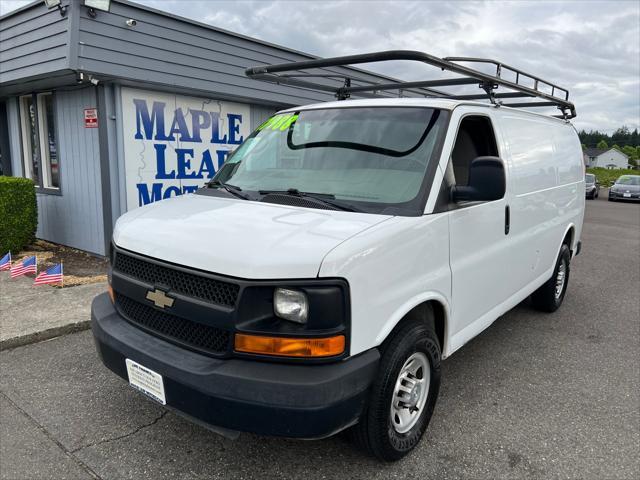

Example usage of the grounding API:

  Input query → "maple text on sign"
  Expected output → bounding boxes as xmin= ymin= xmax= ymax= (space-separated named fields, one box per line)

xmin=84 ymin=108 xmax=98 ymax=128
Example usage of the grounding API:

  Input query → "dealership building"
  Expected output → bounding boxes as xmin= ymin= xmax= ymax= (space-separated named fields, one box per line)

xmin=0 ymin=0 xmax=391 ymax=255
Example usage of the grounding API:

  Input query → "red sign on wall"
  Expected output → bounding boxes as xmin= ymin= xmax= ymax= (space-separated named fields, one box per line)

xmin=84 ymin=108 xmax=98 ymax=128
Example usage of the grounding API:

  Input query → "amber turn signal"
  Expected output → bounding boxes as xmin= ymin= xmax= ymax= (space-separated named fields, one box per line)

xmin=234 ymin=333 xmax=345 ymax=358
xmin=107 ymin=284 xmax=115 ymax=304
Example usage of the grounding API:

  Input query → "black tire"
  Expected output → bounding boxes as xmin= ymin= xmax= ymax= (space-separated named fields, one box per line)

xmin=531 ymin=244 xmax=571 ymax=312
xmin=350 ymin=310 xmax=441 ymax=461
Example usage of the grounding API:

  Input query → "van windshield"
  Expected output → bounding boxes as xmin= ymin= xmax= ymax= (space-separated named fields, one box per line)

xmin=209 ymin=107 xmax=446 ymax=214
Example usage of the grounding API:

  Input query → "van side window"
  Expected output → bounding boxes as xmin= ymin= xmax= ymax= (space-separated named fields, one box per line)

xmin=445 ymin=116 xmax=499 ymax=187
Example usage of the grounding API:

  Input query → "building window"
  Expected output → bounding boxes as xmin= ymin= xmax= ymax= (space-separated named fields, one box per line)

xmin=19 ymin=93 xmax=60 ymax=191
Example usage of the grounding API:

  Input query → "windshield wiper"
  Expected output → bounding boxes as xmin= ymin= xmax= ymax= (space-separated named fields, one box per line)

xmin=209 ymin=180 xmax=250 ymax=200
xmin=258 ymin=188 xmax=361 ymax=212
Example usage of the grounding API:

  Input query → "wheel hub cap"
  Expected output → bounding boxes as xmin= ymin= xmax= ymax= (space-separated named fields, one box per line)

xmin=555 ymin=261 xmax=567 ymax=300
xmin=390 ymin=352 xmax=430 ymax=434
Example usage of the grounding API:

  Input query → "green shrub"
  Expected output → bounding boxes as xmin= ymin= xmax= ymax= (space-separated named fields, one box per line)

xmin=586 ymin=167 xmax=638 ymax=186
xmin=0 ymin=176 xmax=37 ymax=254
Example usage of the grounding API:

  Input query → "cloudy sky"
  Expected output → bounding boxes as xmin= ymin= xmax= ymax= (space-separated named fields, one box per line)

xmin=2 ymin=0 xmax=639 ymax=133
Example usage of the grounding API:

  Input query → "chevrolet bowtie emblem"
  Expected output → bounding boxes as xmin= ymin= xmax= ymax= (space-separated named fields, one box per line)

xmin=146 ymin=288 xmax=174 ymax=309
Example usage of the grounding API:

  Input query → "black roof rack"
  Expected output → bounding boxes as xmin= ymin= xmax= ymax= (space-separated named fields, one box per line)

xmin=245 ymin=50 xmax=576 ymax=119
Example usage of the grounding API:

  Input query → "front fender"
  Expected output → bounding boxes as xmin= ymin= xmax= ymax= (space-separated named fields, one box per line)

xmin=320 ymin=214 xmax=452 ymax=358
xmin=373 ymin=291 xmax=452 ymax=358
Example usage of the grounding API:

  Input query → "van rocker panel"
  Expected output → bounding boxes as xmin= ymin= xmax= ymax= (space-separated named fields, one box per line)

xmin=91 ymin=293 xmax=380 ymax=438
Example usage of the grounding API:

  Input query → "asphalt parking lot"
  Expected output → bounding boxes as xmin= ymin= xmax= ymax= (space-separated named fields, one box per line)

xmin=1 ymin=194 xmax=638 ymax=480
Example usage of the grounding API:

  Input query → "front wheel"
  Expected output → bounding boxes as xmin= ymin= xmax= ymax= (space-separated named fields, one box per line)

xmin=350 ymin=313 xmax=441 ymax=461
xmin=531 ymin=244 xmax=571 ymax=312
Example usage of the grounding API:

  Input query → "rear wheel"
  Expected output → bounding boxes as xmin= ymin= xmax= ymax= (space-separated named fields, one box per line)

xmin=531 ymin=244 xmax=571 ymax=312
xmin=350 ymin=311 xmax=441 ymax=461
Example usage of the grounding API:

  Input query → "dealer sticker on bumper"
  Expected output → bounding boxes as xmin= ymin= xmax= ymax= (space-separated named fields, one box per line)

xmin=125 ymin=359 xmax=166 ymax=405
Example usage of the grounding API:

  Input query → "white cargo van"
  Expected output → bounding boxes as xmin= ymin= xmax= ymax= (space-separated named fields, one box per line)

xmin=91 ymin=51 xmax=584 ymax=461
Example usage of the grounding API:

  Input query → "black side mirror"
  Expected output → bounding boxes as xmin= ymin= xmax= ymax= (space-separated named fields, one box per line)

xmin=452 ymin=156 xmax=506 ymax=202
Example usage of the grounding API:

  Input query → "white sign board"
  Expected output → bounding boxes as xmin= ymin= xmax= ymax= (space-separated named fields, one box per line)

xmin=120 ymin=87 xmax=251 ymax=210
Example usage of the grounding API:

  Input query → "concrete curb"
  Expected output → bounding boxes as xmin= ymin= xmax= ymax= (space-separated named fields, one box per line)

xmin=0 ymin=321 xmax=91 ymax=351
xmin=1 ymin=275 xmax=105 ymax=352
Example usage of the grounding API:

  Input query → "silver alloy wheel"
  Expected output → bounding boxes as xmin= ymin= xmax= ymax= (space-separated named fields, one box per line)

xmin=555 ymin=260 xmax=567 ymax=300
xmin=390 ymin=352 xmax=430 ymax=434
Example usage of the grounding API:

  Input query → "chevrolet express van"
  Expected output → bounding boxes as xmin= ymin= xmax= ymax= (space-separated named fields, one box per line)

xmin=91 ymin=52 xmax=584 ymax=461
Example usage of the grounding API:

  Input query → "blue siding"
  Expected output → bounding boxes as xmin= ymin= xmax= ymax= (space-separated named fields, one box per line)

xmin=0 ymin=2 xmax=69 ymax=86
xmin=35 ymin=87 xmax=104 ymax=255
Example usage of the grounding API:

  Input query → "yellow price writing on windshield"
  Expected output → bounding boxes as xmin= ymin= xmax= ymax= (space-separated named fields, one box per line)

xmin=257 ymin=114 xmax=298 ymax=132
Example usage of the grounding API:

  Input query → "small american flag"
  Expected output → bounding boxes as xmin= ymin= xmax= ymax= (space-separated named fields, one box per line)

xmin=10 ymin=256 xmax=37 ymax=278
xmin=33 ymin=263 xmax=64 ymax=286
xmin=0 ymin=252 xmax=10 ymax=271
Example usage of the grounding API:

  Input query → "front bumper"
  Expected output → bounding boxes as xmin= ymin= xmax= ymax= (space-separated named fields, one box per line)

xmin=609 ymin=190 xmax=640 ymax=201
xmin=91 ymin=293 xmax=379 ymax=438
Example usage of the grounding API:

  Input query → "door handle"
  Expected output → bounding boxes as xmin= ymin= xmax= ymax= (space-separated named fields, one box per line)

xmin=505 ymin=205 xmax=510 ymax=235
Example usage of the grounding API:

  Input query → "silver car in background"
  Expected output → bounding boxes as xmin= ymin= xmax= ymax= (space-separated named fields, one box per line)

xmin=609 ymin=175 xmax=640 ymax=202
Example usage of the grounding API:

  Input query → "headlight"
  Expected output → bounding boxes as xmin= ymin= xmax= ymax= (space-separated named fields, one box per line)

xmin=274 ymin=288 xmax=308 ymax=324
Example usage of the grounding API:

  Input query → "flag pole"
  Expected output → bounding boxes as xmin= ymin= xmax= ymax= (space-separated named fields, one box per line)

xmin=61 ymin=260 xmax=64 ymax=288
xmin=30 ymin=255 xmax=35 ymax=288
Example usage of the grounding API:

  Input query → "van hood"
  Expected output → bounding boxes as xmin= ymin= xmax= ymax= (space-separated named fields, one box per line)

xmin=113 ymin=194 xmax=392 ymax=279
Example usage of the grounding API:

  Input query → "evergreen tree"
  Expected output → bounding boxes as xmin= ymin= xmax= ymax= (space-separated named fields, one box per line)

xmin=578 ymin=126 xmax=639 ymax=149
xmin=622 ymin=145 xmax=637 ymax=160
